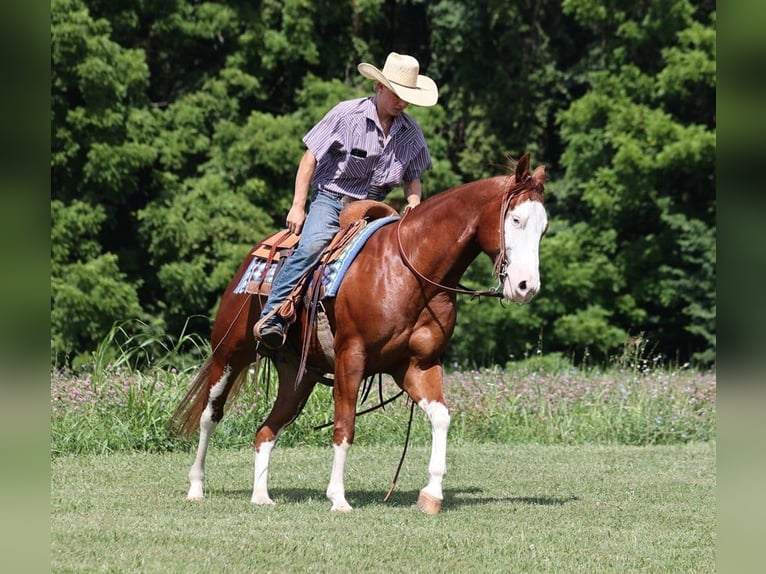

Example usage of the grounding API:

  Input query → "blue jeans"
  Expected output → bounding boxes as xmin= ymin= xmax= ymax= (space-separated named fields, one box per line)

xmin=260 ymin=191 xmax=345 ymax=319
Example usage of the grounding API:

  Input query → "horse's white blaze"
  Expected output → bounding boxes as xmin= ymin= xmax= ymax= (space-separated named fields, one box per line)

xmin=419 ymin=399 xmax=451 ymax=500
xmin=186 ymin=368 xmax=231 ymax=500
xmin=503 ymin=200 xmax=547 ymax=302
xmin=251 ymin=439 xmax=276 ymax=505
xmin=326 ymin=439 xmax=353 ymax=512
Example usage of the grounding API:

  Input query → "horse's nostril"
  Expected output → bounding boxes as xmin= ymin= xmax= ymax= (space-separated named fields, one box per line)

xmin=519 ymin=280 xmax=527 ymax=292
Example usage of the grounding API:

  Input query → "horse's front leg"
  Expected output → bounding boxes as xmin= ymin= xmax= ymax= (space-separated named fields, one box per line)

xmin=326 ymin=351 xmax=364 ymax=512
xmin=417 ymin=397 xmax=451 ymax=514
xmin=403 ymin=363 xmax=451 ymax=514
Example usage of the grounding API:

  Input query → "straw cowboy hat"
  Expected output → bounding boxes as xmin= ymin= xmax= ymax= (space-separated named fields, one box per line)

xmin=358 ymin=52 xmax=438 ymax=107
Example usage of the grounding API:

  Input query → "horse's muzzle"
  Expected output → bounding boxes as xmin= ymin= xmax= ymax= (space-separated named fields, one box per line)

xmin=503 ymin=275 xmax=540 ymax=303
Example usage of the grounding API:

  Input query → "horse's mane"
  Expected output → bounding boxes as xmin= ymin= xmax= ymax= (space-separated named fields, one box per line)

xmin=425 ymin=154 xmax=545 ymax=207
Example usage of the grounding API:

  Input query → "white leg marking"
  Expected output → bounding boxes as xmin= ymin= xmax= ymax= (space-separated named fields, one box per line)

xmin=186 ymin=369 xmax=229 ymax=501
xmin=251 ymin=439 xmax=277 ymax=505
xmin=187 ymin=405 xmax=217 ymax=500
xmin=418 ymin=400 xmax=451 ymax=501
xmin=326 ymin=439 xmax=353 ymax=512
xmin=207 ymin=370 xmax=230 ymax=401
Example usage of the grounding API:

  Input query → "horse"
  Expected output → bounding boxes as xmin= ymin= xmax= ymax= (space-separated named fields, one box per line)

xmin=170 ymin=153 xmax=548 ymax=514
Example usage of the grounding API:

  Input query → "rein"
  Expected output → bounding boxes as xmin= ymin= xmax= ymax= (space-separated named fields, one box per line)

xmin=395 ymin=176 xmax=534 ymax=298
xmin=396 ymin=208 xmax=503 ymax=298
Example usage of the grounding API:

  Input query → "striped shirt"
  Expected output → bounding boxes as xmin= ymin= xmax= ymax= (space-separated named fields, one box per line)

xmin=303 ymin=96 xmax=432 ymax=200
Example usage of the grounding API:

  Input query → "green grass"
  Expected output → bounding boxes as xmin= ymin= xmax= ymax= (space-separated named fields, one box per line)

xmin=51 ymin=363 xmax=716 ymax=455
xmin=50 ymin=327 xmax=717 ymax=570
xmin=51 ymin=442 xmax=715 ymax=573
xmin=51 ymin=324 xmax=716 ymax=454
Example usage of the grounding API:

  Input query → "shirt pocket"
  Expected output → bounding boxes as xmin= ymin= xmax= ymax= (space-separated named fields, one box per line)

xmin=342 ymin=149 xmax=377 ymax=179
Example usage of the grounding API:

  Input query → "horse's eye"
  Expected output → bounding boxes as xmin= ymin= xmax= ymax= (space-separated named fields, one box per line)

xmin=512 ymin=216 xmax=521 ymax=226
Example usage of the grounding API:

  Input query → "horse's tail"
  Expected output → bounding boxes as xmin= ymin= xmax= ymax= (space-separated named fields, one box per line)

xmin=168 ymin=356 xmax=214 ymax=438
xmin=168 ymin=353 xmax=256 ymax=438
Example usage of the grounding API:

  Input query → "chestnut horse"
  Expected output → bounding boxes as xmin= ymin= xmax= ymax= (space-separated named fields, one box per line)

xmin=170 ymin=154 xmax=547 ymax=513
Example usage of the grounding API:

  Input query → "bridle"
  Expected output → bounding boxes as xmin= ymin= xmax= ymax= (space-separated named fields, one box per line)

xmin=395 ymin=175 xmax=537 ymax=299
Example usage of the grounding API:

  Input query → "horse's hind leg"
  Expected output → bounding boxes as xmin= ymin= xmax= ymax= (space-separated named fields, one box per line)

xmin=187 ymin=357 xmax=246 ymax=500
xmin=325 ymin=349 xmax=365 ymax=513
xmin=251 ymin=357 xmax=317 ymax=505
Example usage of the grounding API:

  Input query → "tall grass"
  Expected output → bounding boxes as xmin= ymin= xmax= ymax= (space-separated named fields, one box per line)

xmin=444 ymin=361 xmax=715 ymax=445
xmin=50 ymin=325 xmax=715 ymax=456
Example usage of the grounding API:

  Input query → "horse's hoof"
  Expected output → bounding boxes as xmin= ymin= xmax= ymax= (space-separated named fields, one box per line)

xmin=417 ymin=490 xmax=442 ymax=515
xmin=330 ymin=502 xmax=353 ymax=513
xmin=251 ymin=496 xmax=276 ymax=506
xmin=186 ymin=486 xmax=204 ymax=501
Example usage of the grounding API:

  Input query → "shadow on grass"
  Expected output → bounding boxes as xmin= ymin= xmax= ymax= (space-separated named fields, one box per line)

xmin=218 ymin=487 xmax=579 ymax=509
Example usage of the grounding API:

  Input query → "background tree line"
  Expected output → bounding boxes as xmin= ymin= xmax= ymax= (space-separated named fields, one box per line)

xmin=51 ymin=0 xmax=716 ymax=368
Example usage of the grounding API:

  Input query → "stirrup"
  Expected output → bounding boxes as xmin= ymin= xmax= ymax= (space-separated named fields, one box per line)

xmin=254 ymin=313 xmax=287 ymax=349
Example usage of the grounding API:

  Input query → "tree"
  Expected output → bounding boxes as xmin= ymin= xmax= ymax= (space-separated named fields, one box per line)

xmin=51 ymin=200 xmax=145 ymax=364
xmin=51 ymin=0 xmax=153 ymax=363
xmin=552 ymin=0 xmax=716 ymax=363
xmin=50 ymin=0 xmax=716 ymax=367
xmin=427 ymin=0 xmax=571 ymax=178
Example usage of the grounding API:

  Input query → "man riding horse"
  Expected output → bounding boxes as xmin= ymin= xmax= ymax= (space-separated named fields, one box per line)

xmin=254 ymin=52 xmax=439 ymax=348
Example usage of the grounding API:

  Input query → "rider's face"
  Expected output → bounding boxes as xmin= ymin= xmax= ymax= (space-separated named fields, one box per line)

xmin=376 ymin=84 xmax=409 ymax=117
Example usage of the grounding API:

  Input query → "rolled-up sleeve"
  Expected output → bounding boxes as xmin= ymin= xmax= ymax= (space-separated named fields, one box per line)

xmin=403 ymin=144 xmax=432 ymax=182
xmin=303 ymin=107 xmax=344 ymax=162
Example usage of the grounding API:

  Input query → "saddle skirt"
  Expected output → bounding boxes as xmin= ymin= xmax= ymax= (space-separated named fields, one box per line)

xmin=233 ymin=202 xmax=399 ymax=299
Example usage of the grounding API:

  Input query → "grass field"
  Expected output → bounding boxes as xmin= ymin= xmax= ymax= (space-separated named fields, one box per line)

xmin=51 ymin=442 xmax=715 ymax=573
xmin=51 ymin=330 xmax=716 ymax=571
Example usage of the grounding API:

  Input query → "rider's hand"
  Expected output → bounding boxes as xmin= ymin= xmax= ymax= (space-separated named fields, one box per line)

xmin=286 ymin=205 xmax=306 ymax=235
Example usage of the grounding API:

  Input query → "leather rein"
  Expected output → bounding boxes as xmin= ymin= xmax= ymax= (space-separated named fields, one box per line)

xmin=395 ymin=176 xmax=533 ymax=299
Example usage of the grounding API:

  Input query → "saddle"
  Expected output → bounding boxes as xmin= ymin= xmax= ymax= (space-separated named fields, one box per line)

xmin=245 ymin=200 xmax=399 ymax=320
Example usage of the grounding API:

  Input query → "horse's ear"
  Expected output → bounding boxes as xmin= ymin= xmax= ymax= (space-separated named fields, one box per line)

xmin=532 ymin=165 xmax=546 ymax=187
xmin=515 ymin=153 xmax=530 ymax=181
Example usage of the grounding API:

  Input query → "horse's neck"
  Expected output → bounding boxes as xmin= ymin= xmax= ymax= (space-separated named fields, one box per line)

xmin=402 ymin=195 xmax=491 ymax=285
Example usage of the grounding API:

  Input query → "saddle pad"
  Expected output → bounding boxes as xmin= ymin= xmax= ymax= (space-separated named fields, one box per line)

xmin=232 ymin=215 xmax=399 ymax=297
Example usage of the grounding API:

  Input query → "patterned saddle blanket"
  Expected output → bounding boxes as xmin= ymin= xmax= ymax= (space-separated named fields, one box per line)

xmin=233 ymin=215 xmax=399 ymax=298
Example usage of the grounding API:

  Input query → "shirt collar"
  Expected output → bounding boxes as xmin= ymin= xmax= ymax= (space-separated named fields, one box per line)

xmin=368 ymin=96 xmax=406 ymax=135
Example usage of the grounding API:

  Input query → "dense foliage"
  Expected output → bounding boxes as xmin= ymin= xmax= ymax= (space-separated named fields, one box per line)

xmin=51 ymin=0 xmax=716 ymax=368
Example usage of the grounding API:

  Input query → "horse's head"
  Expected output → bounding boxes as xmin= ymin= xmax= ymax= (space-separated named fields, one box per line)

xmin=497 ymin=155 xmax=547 ymax=303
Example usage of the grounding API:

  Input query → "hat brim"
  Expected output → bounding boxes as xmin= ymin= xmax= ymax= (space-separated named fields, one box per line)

xmin=358 ymin=63 xmax=438 ymax=107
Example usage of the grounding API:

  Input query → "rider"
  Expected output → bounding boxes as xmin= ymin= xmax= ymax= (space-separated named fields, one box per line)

xmin=254 ymin=52 xmax=439 ymax=349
